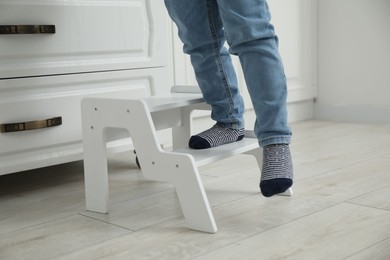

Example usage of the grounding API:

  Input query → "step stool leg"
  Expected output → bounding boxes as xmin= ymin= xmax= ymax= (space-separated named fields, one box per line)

xmin=83 ymin=126 xmax=109 ymax=213
xmin=172 ymin=107 xmax=192 ymax=150
xmin=172 ymin=156 xmax=217 ymax=233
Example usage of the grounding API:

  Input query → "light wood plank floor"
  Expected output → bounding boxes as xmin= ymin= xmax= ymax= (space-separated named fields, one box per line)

xmin=1 ymin=120 xmax=390 ymax=260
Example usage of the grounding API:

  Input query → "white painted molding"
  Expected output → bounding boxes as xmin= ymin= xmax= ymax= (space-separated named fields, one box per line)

xmin=315 ymin=104 xmax=390 ymax=124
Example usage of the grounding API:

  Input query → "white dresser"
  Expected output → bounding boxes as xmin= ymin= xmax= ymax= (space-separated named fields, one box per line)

xmin=0 ymin=0 xmax=173 ymax=175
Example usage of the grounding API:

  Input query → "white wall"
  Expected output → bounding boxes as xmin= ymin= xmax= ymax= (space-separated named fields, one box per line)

xmin=316 ymin=0 xmax=390 ymax=123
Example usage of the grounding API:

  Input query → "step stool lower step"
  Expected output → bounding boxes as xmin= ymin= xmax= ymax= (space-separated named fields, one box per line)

xmin=173 ymin=135 xmax=259 ymax=167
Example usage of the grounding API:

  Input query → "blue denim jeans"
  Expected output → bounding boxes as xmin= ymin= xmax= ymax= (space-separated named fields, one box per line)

xmin=164 ymin=0 xmax=292 ymax=147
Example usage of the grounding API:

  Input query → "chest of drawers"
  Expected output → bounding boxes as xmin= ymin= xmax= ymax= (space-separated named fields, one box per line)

xmin=0 ymin=0 xmax=173 ymax=175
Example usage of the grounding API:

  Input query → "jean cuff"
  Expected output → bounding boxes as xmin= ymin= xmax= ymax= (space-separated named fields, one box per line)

xmin=258 ymin=135 xmax=291 ymax=147
xmin=217 ymin=121 xmax=245 ymax=130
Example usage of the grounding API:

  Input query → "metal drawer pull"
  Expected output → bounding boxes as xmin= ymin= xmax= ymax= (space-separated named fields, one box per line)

xmin=0 ymin=117 xmax=62 ymax=133
xmin=0 ymin=25 xmax=55 ymax=34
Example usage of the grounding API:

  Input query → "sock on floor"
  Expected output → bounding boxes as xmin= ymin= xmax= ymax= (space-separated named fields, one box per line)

xmin=188 ymin=123 xmax=245 ymax=149
xmin=260 ymin=144 xmax=293 ymax=197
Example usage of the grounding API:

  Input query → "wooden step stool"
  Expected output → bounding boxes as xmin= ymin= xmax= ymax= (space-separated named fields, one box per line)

xmin=81 ymin=89 xmax=292 ymax=233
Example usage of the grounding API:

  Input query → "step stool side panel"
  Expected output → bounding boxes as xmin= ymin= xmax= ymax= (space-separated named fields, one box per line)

xmin=81 ymin=98 xmax=164 ymax=212
xmin=163 ymin=152 xmax=217 ymax=233
xmin=81 ymin=97 xmax=217 ymax=232
xmin=172 ymin=103 xmax=212 ymax=150
xmin=172 ymin=107 xmax=193 ymax=150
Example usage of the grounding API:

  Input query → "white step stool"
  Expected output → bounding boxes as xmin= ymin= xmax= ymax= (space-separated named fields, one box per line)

xmin=81 ymin=89 xmax=292 ymax=233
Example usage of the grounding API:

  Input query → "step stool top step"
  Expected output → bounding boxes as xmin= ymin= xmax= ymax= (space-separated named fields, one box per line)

xmin=173 ymin=135 xmax=259 ymax=167
xmin=142 ymin=93 xmax=205 ymax=112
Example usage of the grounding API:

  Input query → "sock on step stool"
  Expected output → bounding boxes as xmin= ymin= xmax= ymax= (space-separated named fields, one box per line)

xmin=260 ymin=144 xmax=293 ymax=197
xmin=189 ymin=123 xmax=245 ymax=149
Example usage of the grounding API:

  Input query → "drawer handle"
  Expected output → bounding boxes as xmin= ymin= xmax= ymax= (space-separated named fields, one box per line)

xmin=0 ymin=117 xmax=62 ymax=133
xmin=0 ymin=25 xmax=55 ymax=34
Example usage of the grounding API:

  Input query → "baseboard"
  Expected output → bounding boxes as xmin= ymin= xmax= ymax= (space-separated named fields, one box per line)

xmin=314 ymin=104 xmax=390 ymax=124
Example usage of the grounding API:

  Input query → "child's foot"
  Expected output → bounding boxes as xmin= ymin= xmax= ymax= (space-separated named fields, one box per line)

xmin=189 ymin=123 xmax=245 ymax=149
xmin=260 ymin=144 xmax=293 ymax=197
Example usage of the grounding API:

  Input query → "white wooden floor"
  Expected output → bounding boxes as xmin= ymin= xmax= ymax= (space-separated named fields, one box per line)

xmin=1 ymin=120 xmax=390 ymax=260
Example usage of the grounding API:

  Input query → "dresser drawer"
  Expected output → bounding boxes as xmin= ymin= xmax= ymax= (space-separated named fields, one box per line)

xmin=0 ymin=67 xmax=171 ymax=174
xmin=0 ymin=0 xmax=170 ymax=78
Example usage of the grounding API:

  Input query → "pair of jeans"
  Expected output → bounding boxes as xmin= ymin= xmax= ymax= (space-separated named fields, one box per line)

xmin=164 ymin=0 xmax=292 ymax=147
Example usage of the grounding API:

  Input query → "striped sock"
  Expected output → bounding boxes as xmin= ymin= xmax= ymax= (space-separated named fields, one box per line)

xmin=189 ymin=123 xmax=245 ymax=149
xmin=260 ymin=144 xmax=293 ymax=197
